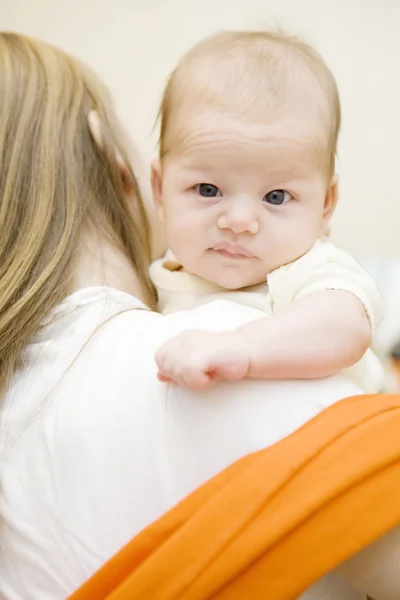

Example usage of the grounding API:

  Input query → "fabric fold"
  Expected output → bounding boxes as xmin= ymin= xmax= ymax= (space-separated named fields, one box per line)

xmin=70 ymin=394 xmax=400 ymax=600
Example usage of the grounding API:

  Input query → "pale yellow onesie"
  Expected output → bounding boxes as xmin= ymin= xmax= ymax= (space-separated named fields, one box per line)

xmin=150 ymin=238 xmax=384 ymax=392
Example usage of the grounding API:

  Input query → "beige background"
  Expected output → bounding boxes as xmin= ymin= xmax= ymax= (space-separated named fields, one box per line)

xmin=1 ymin=0 xmax=399 ymax=257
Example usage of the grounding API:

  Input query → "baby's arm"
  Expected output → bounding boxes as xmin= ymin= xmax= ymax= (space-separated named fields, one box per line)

xmin=155 ymin=289 xmax=371 ymax=389
xmin=239 ymin=289 xmax=371 ymax=380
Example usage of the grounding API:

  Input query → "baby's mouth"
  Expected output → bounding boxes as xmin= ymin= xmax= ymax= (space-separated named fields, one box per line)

xmin=212 ymin=242 xmax=253 ymax=259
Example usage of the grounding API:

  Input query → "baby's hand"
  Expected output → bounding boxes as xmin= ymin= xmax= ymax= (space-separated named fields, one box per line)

xmin=155 ymin=330 xmax=251 ymax=390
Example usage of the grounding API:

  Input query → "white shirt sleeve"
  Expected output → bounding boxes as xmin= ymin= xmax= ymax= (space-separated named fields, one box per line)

xmin=267 ymin=240 xmax=384 ymax=332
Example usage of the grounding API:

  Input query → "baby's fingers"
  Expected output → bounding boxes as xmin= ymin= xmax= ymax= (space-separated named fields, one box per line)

xmin=180 ymin=368 xmax=215 ymax=390
xmin=157 ymin=372 xmax=172 ymax=383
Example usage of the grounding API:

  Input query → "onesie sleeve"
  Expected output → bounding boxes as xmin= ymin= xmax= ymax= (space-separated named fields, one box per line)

xmin=267 ymin=240 xmax=384 ymax=332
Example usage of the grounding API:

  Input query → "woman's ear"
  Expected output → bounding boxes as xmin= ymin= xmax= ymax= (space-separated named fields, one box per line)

xmin=322 ymin=173 xmax=339 ymax=226
xmin=88 ymin=110 xmax=103 ymax=148
xmin=151 ymin=159 xmax=164 ymax=223
xmin=88 ymin=110 xmax=134 ymax=194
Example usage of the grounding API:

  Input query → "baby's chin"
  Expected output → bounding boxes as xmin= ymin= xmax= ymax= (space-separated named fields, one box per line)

xmin=177 ymin=252 xmax=267 ymax=290
xmin=206 ymin=267 xmax=265 ymax=291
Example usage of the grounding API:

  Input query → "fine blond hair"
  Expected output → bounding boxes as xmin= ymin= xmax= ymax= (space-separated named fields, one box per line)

xmin=158 ymin=30 xmax=341 ymax=175
xmin=0 ymin=32 xmax=157 ymax=398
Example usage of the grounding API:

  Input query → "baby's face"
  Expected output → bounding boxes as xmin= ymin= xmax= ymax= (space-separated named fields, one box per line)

xmin=153 ymin=112 xmax=336 ymax=290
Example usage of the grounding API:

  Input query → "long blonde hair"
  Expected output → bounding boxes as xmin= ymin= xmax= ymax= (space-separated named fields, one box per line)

xmin=0 ymin=32 xmax=156 ymax=398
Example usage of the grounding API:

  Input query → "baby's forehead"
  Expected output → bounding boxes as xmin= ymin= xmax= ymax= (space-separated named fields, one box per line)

xmin=168 ymin=94 xmax=330 ymax=163
xmin=166 ymin=49 xmax=334 ymax=152
xmin=166 ymin=111 xmax=329 ymax=181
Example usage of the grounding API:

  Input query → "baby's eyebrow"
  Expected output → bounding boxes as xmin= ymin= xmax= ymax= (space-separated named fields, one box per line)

xmin=179 ymin=148 xmax=322 ymax=181
xmin=182 ymin=161 xmax=302 ymax=180
xmin=181 ymin=161 xmax=227 ymax=173
xmin=180 ymin=153 xmax=238 ymax=171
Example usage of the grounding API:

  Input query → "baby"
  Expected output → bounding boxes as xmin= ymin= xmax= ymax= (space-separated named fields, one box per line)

xmin=150 ymin=30 xmax=383 ymax=391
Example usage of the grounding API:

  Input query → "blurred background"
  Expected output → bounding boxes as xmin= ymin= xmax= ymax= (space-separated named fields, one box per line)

xmin=1 ymin=0 xmax=400 ymax=386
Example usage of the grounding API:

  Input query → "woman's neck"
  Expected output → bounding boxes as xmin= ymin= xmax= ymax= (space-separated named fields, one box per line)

xmin=72 ymin=232 xmax=148 ymax=304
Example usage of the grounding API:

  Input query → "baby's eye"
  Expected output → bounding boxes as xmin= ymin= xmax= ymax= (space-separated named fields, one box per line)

xmin=195 ymin=183 xmax=221 ymax=198
xmin=263 ymin=190 xmax=291 ymax=206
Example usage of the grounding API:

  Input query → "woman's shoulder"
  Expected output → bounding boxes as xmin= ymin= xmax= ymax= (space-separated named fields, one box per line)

xmin=44 ymin=286 xmax=164 ymax=348
xmin=79 ymin=289 xmax=266 ymax=348
xmin=24 ymin=288 xmax=265 ymax=399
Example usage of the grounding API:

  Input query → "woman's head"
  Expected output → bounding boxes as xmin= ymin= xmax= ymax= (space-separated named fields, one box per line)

xmin=0 ymin=32 xmax=156 ymax=396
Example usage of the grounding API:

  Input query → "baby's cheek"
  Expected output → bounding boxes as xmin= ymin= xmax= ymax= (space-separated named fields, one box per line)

xmin=167 ymin=221 xmax=201 ymax=264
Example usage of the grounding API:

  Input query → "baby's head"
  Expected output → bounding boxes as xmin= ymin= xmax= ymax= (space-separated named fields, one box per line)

xmin=152 ymin=30 xmax=341 ymax=289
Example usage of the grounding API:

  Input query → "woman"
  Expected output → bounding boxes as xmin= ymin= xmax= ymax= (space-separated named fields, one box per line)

xmin=0 ymin=33 xmax=397 ymax=600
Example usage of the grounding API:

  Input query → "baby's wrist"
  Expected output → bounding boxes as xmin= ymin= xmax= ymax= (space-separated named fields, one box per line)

xmin=235 ymin=329 xmax=262 ymax=379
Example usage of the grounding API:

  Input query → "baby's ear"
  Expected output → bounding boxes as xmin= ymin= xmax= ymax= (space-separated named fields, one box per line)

xmin=322 ymin=174 xmax=339 ymax=225
xmin=151 ymin=159 xmax=164 ymax=223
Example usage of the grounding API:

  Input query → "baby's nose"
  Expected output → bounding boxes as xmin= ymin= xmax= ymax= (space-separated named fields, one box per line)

xmin=219 ymin=200 xmax=259 ymax=234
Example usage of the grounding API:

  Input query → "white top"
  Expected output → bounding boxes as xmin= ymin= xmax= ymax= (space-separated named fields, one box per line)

xmin=150 ymin=239 xmax=384 ymax=392
xmin=0 ymin=287 xmax=362 ymax=600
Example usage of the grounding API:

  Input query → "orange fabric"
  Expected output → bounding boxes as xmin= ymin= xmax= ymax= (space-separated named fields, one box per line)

xmin=69 ymin=394 xmax=400 ymax=600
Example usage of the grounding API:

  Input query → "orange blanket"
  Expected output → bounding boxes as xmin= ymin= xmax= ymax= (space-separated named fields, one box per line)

xmin=70 ymin=394 xmax=400 ymax=599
